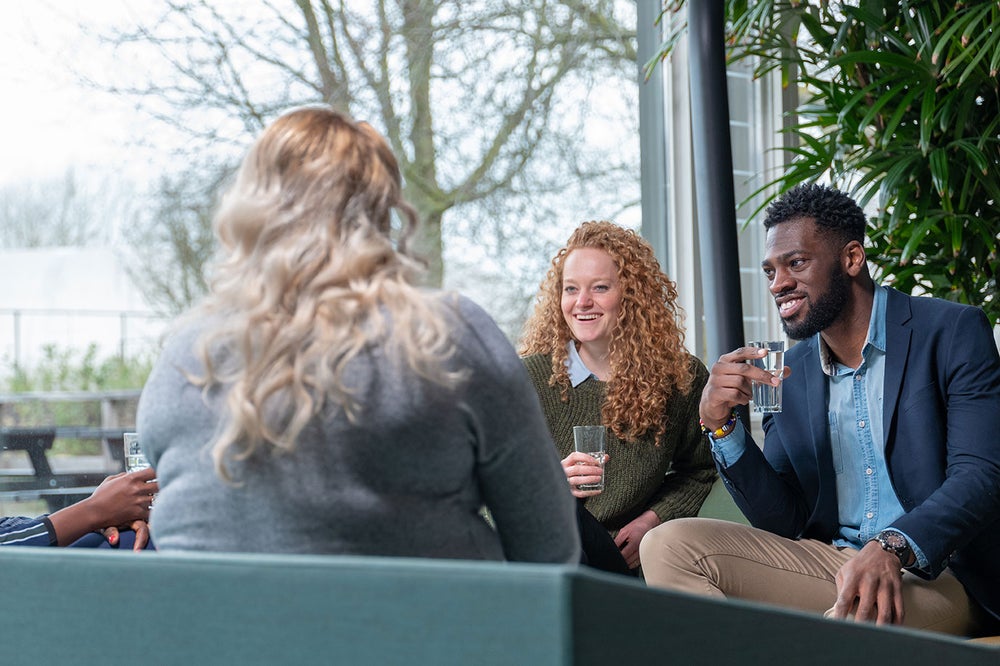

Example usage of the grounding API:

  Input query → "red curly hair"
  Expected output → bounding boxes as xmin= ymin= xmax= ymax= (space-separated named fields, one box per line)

xmin=519 ymin=221 xmax=693 ymax=445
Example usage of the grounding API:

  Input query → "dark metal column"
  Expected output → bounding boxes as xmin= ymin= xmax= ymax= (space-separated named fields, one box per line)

xmin=688 ymin=2 xmax=745 ymax=362
xmin=688 ymin=1 xmax=748 ymax=425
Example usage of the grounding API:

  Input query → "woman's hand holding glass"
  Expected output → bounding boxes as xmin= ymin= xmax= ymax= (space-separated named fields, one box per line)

xmin=561 ymin=451 xmax=608 ymax=498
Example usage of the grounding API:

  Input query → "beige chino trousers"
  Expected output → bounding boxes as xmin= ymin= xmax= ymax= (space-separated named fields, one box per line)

xmin=639 ymin=517 xmax=983 ymax=636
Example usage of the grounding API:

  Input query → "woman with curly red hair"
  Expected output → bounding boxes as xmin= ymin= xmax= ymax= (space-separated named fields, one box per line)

xmin=520 ymin=220 xmax=716 ymax=574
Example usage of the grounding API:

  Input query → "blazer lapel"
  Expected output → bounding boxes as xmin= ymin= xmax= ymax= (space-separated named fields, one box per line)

xmin=882 ymin=289 xmax=913 ymax=449
xmin=799 ymin=337 xmax=838 ymax=525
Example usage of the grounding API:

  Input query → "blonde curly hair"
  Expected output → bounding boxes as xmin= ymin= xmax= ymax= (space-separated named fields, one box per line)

xmin=187 ymin=106 xmax=464 ymax=480
xmin=519 ymin=221 xmax=693 ymax=444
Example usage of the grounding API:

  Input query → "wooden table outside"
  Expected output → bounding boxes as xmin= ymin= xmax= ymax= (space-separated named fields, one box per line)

xmin=0 ymin=427 xmax=128 ymax=511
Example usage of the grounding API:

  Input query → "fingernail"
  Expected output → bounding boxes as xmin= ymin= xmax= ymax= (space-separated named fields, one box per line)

xmin=108 ymin=533 xmax=118 ymax=545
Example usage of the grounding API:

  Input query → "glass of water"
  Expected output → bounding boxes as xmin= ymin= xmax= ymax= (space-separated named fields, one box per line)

xmin=747 ymin=340 xmax=785 ymax=413
xmin=123 ymin=432 xmax=151 ymax=473
xmin=572 ymin=425 xmax=607 ymax=491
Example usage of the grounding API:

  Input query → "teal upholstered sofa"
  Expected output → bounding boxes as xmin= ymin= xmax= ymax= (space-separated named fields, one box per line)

xmin=0 ymin=547 xmax=995 ymax=665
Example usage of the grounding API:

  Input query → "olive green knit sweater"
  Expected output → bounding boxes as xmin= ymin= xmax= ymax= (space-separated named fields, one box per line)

xmin=522 ymin=353 xmax=717 ymax=530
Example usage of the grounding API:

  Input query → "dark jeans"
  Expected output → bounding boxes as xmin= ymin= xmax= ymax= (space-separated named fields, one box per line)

xmin=68 ymin=530 xmax=153 ymax=550
xmin=577 ymin=500 xmax=635 ymax=577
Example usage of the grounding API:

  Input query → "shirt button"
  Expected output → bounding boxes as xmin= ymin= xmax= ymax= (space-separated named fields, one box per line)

xmin=866 ymin=512 xmax=874 ymax=519
xmin=855 ymin=375 xmax=863 ymax=381
xmin=866 ymin=468 xmax=874 ymax=475
xmin=859 ymin=420 xmax=866 ymax=428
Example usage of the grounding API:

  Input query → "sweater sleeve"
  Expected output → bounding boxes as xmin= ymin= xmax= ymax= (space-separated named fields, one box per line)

xmin=453 ymin=297 xmax=581 ymax=564
xmin=644 ymin=358 xmax=717 ymax=523
xmin=0 ymin=516 xmax=57 ymax=547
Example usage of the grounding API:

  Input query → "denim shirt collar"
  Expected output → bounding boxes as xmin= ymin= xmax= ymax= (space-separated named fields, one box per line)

xmin=818 ymin=284 xmax=888 ymax=375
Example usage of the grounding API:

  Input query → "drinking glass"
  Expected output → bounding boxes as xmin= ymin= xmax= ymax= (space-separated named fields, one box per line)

xmin=123 ymin=432 xmax=151 ymax=473
xmin=747 ymin=340 xmax=784 ymax=413
xmin=572 ymin=425 xmax=606 ymax=491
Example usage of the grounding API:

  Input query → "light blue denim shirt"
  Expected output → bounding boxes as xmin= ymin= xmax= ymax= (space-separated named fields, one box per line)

xmin=710 ymin=286 xmax=926 ymax=568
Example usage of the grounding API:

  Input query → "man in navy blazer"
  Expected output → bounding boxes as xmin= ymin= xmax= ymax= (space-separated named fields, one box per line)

xmin=640 ymin=184 xmax=1000 ymax=637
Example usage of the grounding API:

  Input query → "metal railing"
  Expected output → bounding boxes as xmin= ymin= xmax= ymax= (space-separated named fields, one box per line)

xmin=0 ymin=308 xmax=170 ymax=367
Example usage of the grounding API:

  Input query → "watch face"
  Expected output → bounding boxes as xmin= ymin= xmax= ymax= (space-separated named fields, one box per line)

xmin=882 ymin=532 xmax=906 ymax=550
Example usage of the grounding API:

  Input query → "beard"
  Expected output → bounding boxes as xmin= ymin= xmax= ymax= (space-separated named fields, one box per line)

xmin=781 ymin=264 xmax=850 ymax=340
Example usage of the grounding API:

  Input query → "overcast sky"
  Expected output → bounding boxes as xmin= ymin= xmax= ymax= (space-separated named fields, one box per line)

xmin=0 ymin=2 xmax=162 ymax=186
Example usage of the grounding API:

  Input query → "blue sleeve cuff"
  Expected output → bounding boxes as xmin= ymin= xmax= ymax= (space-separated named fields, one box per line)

xmin=709 ymin=420 xmax=748 ymax=468
xmin=886 ymin=528 xmax=929 ymax=572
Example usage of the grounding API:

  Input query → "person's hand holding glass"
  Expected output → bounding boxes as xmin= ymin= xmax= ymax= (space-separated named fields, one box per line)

xmin=101 ymin=432 xmax=157 ymax=549
xmin=563 ymin=425 xmax=607 ymax=497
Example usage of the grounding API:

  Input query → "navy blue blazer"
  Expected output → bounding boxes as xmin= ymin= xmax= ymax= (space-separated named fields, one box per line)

xmin=719 ymin=288 xmax=1000 ymax=621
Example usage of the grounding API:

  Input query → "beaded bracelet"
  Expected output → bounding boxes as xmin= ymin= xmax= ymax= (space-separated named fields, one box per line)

xmin=700 ymin=410 xmax=738 ymax=439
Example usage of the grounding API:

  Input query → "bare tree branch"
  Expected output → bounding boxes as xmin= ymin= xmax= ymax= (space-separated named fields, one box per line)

xmin=81 ymin=0 xmax=639 ymax=293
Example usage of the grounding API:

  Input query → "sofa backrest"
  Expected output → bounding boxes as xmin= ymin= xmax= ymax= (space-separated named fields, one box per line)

xmin=0 ymin=547 xmax=994 ymax=665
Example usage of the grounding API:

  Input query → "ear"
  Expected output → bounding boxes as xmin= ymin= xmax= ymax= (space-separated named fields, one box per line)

xmin=842 ymin=240 xmax=867 ymax=277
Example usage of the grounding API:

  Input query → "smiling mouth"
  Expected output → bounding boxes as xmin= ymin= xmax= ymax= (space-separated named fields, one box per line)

xmin=575 ymin=313 xmax=600 ymax=321
xmin=777 ymin=296 xmax=804 ymax=317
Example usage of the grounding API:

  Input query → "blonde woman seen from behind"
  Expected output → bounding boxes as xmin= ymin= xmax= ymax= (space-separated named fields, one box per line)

xmin=520 ymin=221 xmax=716 ymax=575
xmin=136 ymin=106 xmax=579 ymax=563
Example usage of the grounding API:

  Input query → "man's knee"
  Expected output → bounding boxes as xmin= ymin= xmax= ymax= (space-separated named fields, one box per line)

xmin=639 ymin=518 xmax=720 ymax=577
xmin=641 ymin=516 xmax=701 ymax=556
xmin=639 ymin=517 xmax=736 ymax=595
xmin=642 ymin=516 xmax=740 ymax=553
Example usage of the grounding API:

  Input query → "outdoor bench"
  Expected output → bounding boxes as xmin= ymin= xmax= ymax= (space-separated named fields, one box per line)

xmin=0 ymin=426 xmax=126 ymax=511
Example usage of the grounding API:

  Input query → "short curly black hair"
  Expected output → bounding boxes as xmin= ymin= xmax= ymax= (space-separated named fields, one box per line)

xmin=763 ymin=184 xmax=867 ymax=247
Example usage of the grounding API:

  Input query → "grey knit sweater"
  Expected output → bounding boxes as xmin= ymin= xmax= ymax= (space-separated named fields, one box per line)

xmin=522 ymin=353 xmax=716 ymax=530
xmin=137 ymin=295 xmax=579 ymax=563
